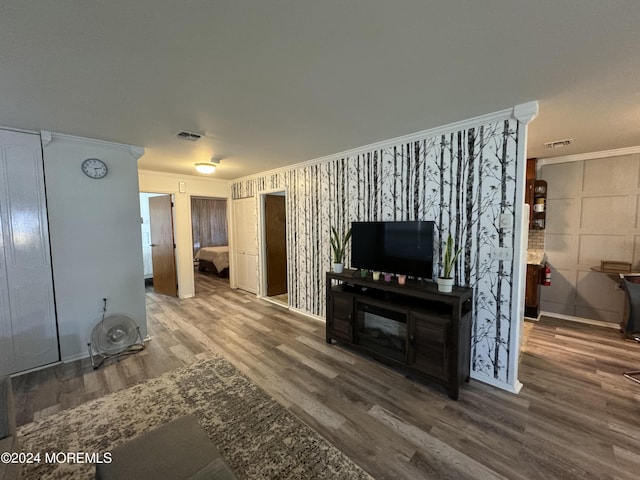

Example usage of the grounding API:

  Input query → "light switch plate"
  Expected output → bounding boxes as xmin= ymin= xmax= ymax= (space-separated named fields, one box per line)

xmin=499 ymin=213 xmax=513 ymax=229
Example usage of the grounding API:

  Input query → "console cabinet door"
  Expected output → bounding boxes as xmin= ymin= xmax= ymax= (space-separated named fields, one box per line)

xmin=408 ymin=311 xmax=450 ymax=382
xmin=328 ymin=291 xmax=354 ymax=342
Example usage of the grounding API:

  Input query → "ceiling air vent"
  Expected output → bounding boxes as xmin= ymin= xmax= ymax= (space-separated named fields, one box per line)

xmin=544 ymin=138 xmax=573 ymax=149
xmin=176 ymin=130 xmax=202 ymax=141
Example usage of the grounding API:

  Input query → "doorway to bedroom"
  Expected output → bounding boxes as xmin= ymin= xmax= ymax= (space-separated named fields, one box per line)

xmin=140 ymin=192 xmax=177 ymax=297
xmin=191 ymin=196 xmax=229 ymax=295
xmin=259 ymin=191 xmax=288 ymax=307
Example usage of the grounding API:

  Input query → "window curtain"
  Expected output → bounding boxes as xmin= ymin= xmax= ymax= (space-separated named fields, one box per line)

xmin=191 ymin=197 xmax=228 ymax=256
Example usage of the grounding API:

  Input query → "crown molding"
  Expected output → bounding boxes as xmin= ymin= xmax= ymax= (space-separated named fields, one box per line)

xmin=138 ymin=169 xmax=229 ymax=184
xmin=40 ymin=130 xmax=144 ymax=159
xmin=232 ymin=102 xmax=535 ymax=184
xmin=539 ymin=145 xmax=640 ymax=165
xmin=0 ymin=125 xmax=39 ymax=136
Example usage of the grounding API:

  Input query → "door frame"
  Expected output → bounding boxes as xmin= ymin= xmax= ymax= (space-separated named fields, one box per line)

xmin=149 ymin=194 xmax=178 ymax=296
xmin=139 ymin=192 xmax=166 ymax=279
xmin=257 ymin=188 xmax=288 ymax=302
xmin=229 ymin=196 xmax=258 ymax=293
xmin=189 ymin=194 xmax=229 ymax=296
xmin=140 ymin=191 xmax=176 ymax=294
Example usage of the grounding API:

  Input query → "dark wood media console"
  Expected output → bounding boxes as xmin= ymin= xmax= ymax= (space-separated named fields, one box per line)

xmin=326 ymin=270 xmax=473 ymax=400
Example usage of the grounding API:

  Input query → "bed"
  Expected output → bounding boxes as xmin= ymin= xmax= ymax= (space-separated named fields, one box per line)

xmin=195 ymin=246 xmax=229 ymax=277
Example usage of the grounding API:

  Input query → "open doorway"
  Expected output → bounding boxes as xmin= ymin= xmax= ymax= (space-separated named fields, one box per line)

xmin=259 ymin=191 xmax=288 ymax=306
xmin=140 ymin=192 xmax=178 ymax=297
xmin=191 ymin=196 xmax=230 ymax=295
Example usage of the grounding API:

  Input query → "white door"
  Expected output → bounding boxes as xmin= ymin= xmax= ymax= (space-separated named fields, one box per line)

xmin=233 ymin=198 xmax=258 ymax=293
xmin=0 ymin=129 xmax=59 ymax=375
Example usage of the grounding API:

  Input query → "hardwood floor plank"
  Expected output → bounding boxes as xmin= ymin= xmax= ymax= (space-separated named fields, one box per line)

xmin=275 ymin=343 xmax=339 ymax=379
xmin=369 ymin=404 xmax=508 ymax=480
xmin=294 ymin=334 xmax=357 ymax=364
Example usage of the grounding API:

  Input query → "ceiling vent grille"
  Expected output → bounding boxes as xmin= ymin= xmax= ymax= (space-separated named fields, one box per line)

xmin=544 ymin=138 xmax=573 ymax=149
xmin=176 ymin=131 xmax=202 ymax=141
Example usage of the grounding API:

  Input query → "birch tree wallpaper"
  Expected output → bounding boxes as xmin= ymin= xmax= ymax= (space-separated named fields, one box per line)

xmin=232 ymin=116 xmax=522 ymax=387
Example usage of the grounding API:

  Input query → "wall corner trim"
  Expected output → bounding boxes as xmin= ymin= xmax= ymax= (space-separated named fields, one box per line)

xmin=129 ymin=145 xmax=145 ymax=160
xmin=513 ymin=101 xmax=539 ymax=125
xmin=40 ymin=130 xmax=53 ymax=147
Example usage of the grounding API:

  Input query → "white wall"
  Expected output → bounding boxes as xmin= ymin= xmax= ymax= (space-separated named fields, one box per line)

xmin=43 ymin=132 xmax=147 ymax=362
xmin=138 ymin=170 xmax=230 ymax=298
xmin=540 ymin=147 xmax=640 ymax=324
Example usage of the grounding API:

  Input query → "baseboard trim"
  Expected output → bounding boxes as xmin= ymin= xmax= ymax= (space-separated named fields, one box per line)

xmin=62 ymin=336 xmax=152 ymax=364
xmin=470 ymin=370 xmax=523 ymax=394
xmin=288 ymin=306 xmax=325 ymax=323
xmin=261 ymin=296 xmax=289 ymax=309
xmin=10 ymin=361 xmax=62 ymax=378
xmin=540 ymin=311 xmax=620 ymax=329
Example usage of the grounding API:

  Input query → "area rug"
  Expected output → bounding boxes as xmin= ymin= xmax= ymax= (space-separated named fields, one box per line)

xmin=17 ymin=357 xmax=373 ymax=480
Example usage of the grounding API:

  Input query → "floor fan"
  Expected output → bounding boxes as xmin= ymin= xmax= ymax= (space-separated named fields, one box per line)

xmin=88 ymin=298 xmax=145 ymax=369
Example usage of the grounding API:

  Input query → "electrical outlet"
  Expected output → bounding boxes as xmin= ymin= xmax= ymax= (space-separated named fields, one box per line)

xmin=490 ymin=246 xmax=512 ymax=261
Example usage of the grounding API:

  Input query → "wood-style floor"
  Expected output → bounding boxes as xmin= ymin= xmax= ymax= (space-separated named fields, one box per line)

xmin=12 ymin=271 xmax=640 ymax=479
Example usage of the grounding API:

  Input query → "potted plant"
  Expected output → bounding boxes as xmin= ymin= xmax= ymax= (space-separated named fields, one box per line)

xmin=437 ymin=232 xmax=461 ymax=293
xmin=330 ymin=226 xmax=352 ymax=273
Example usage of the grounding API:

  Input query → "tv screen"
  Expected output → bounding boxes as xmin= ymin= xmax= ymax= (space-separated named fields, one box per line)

xmin=351 ymin=221 xmax=435 ymax=279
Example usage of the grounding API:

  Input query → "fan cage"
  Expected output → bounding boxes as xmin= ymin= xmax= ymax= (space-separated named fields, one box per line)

xmin=88 ymin=314 xmax=145 ymax=369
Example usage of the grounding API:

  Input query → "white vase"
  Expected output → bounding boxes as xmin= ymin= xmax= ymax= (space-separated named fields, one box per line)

xmin=436 ymin=277 xmax=454 ymax=293
xmin=332 ymin=263 xmax=344 ymax=273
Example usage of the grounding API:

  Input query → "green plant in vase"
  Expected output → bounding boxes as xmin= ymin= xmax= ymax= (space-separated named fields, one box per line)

xmin=330 ymin=226 xmax=352 ymax=274
xmin=437 ymin=232 xmax=462 ymax=292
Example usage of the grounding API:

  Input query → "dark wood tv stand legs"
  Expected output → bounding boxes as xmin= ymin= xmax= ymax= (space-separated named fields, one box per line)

xmin=325 ymin=270 xmax=473 ymax=400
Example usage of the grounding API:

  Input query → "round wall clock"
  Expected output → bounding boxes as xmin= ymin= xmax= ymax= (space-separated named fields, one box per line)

xmin=81 ymin=158 xmax=108 ymax=179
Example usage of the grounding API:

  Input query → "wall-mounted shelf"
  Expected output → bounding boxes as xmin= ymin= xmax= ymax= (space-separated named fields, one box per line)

xmin=527 ymin=179 xmax=547 ymax=230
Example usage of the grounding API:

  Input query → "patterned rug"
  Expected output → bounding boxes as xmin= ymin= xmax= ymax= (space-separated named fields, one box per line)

xmin=17 ymin=357 xmax=373 ymax=480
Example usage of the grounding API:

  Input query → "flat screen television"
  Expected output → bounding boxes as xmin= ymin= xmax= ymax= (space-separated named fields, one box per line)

xmin=350 ymin=221 xmax=435 ymax=279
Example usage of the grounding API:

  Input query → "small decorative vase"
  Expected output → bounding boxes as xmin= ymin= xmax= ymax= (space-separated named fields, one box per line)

xmin=332 ymin=263 xmax=344 ymax=274
xmin=397 ymin=274 xmax=406 ymax=285
xmin=436 ymin=277 xmax=454 ymax=293
xmin=372 ymin=271 xmax=381 ymax=281
xmin=384 ymin=273 xmax=392 ymax=282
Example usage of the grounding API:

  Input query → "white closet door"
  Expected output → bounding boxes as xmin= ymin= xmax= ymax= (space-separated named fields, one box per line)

xmin=233 ymin=198 xmax=258 ymax=294
xmin=0 ymin=129 xmax=59 ymax=375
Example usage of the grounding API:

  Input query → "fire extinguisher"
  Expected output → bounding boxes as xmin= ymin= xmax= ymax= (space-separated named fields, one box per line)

xmin=541 ymin=263 xmax=551 ymax=286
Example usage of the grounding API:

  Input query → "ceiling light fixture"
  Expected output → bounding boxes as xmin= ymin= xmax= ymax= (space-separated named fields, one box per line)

xmin=194 ymin=159 xmax=218 ymax=175
xmin=194 ymin=162 xmax=217 ymax=174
